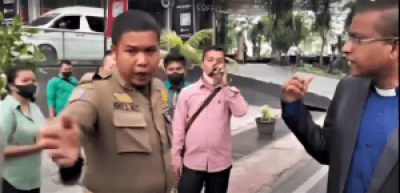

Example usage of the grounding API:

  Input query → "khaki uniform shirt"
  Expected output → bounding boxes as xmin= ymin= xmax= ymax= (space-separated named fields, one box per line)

xmin=55 ymin=68 xmax=173 ymax=193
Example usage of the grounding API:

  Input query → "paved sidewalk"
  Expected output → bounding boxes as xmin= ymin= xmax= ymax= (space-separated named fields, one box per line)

xmin=228 ymin=133 xmax=309 ymax=193
xmin=226 ymin=63 xmax=338 ymax=193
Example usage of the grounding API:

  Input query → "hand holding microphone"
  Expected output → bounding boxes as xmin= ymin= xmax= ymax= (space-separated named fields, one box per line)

xmin=209 ymin=64 xmax=227 ymax=85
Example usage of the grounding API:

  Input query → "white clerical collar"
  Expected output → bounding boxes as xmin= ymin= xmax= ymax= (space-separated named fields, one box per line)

xmin=374 ymin=86 xmax=397 ymax=97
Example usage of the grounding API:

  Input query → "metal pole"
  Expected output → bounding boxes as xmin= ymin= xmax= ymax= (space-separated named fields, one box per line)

xmin=62 ymin=31 xmax=65 ymax=59
xmin=212 ymin=0 xmax=216 ymax=45
xmin=104 ymin=0 xmax=107 ymax=56
xmin=192 ymin=0 xmax=196 ymax=33
xmin=167 ymin=3 xmax=171 ymax=30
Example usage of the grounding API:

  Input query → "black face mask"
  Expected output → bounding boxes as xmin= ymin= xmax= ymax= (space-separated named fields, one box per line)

xmin=62 ymin=72 xmax=72 ymax=80
xmin=15 ymin=84 xmax=37 ymax=100
xmin=168 ymin=73 xmax=185 ymax=86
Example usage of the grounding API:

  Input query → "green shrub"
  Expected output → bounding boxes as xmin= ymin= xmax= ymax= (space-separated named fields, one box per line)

xmin=261 ymin=105 xmax=277 ymax=121
xmin=0 ymin=13 xmax=44 ymax=96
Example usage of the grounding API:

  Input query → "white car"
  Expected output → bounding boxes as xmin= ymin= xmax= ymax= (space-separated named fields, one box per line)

xmin=22 ymin=6 xmax=112 ymax=64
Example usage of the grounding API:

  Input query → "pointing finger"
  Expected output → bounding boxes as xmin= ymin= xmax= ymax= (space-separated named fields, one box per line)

xmin=304 ymin=76 xmax=314 ymax=86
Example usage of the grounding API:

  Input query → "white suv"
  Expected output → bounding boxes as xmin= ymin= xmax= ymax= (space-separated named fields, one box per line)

xmin=22 ymin=6 xmax=112 ymax=64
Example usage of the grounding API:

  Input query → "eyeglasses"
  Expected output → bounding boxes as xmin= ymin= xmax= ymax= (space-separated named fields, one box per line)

xmin=344 ymin=36 xmax=399 ymax=45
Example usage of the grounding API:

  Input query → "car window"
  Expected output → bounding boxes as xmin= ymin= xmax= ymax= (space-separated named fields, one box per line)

xmin=31 ymin=13 xmax=60 ymax=26
xmin=51 ymin=16 xmax=81 ymax=30
xmin=86 ymin=16 xmax=104 ymax=32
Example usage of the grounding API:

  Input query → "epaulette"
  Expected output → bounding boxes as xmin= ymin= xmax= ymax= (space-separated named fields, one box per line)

xmin=78 ymin=73 xmax=95 ymax=85
xmin=93 ymin=70 xmax=112 ymax=80
xmin=79 ymin=71 xmax=112 ymax=85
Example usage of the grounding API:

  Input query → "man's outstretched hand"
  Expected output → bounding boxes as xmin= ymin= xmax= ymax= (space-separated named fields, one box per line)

xmin=38 ymin=117 xmax=80 ymax=168
xmin=281 ymin=76 xmax=314 ymax=103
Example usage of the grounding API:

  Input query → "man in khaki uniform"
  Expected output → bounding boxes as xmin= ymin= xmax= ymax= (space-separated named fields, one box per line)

xmin=38 ymin=10 xmax=173 ymax=193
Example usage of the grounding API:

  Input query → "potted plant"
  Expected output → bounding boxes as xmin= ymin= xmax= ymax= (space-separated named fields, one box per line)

xmin=256 ymin=105 xmax=278 ymax=135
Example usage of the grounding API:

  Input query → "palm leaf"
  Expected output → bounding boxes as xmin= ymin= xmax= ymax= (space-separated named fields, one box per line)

xmin=160 ymin=31 xmax=184 ymax=51
xmin=181 ymin=44 xmax=203 ymax=65
xmin=186 ymin=28 xmax=213 ymax=48
xmin=0 ymin=12 xmax=4 ymax=22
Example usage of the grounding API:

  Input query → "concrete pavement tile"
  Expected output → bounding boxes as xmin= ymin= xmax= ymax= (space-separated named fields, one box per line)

xmin=228 ymin=134 xmax=309 ymax=193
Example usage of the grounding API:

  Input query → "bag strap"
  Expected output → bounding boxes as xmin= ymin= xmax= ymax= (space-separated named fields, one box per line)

xmin=184 ymin=87 xmax=222 ymax=133
xmin=180 ymin=87 xmax=222 ymax=157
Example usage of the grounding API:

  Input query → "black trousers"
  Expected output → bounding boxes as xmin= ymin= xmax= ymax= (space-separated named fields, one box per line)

xmin=178 ymin=166 xmax=232 ymax=193
xmin=2 ymin=180 xmax=40 ymax=193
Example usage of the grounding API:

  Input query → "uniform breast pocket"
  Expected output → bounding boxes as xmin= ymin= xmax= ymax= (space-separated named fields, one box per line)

xmin=113 ymin=110 xmax=152 ymax=154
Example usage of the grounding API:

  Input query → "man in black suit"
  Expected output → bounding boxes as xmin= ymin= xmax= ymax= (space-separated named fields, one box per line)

xmin=280 ymin=0 xmax=398 ymax=193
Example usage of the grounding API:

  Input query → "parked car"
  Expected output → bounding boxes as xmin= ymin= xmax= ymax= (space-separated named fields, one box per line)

xmin=21 ymin=6 xmax=111 ymax=64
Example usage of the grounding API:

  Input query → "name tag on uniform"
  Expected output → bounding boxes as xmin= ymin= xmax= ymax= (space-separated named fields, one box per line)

xmin=114 ymin=102 xmax=140 ymax=112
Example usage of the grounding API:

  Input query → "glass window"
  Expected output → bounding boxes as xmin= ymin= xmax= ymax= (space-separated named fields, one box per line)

xmin=86 ymin=16 xmax=104 ymax=32
xmin=30 ymin=13 xmax=60 ymax=26
xmin=51 ymin=15 xmax=81 ymax=30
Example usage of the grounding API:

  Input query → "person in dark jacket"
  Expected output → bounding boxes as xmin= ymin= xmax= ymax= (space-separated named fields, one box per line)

xmin=280 ymin=0 xmax=398 ymax=193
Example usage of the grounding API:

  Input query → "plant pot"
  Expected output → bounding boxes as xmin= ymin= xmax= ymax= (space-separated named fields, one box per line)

xmin=255 ymin=117 xmax=277 ymax=135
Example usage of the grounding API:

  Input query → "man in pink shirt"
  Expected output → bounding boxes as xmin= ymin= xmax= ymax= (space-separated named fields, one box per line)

xmin=172 ymin=46 xmax=248 ymax=193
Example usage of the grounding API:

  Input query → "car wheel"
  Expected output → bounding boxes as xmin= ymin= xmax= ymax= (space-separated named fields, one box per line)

xmin=39 ymin=44 xmax=58 ymax=65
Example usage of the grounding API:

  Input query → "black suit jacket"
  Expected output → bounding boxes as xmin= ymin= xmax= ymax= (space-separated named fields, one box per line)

xmin=282 ymin=76 xmax=398 ymax=193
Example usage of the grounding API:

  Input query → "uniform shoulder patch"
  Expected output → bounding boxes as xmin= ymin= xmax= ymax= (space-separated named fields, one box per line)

xmin=79 ymin=83 xmax=94 ymax=89
xmin=161 ymin=90 xmax=168 ymax=102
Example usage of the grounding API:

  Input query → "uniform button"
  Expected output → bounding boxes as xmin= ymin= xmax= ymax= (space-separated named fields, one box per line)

xmin=366 ymin=143 xmax=371 ymax=147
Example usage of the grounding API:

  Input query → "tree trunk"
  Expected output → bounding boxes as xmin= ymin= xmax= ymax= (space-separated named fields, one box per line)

xmin=319 ymin=34 xmax=326 ymax=70
xmin=258 ymin=35 xmax=262 ymax=59
xmin=327 ymin=45 xmax=336 ymax=73
xmin=272 ymin=48 xmax=277 ymax=59
xmin=328 ymin=55 xmax=334 ymax=73
xmin=253 ymin=44 xmax=257 ymax=57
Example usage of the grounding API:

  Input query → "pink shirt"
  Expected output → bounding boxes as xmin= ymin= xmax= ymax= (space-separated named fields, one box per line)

xmin=171 ymin=77 xmax=248 ymax=172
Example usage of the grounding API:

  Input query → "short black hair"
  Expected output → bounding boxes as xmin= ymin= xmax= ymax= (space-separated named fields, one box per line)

xmin=111 ymin=10 xmax=161 ymax=46
xmin=60 ymin=60 xmax=72 ymax=67
xmin=104 ymin=50 xmax=112 ymax=58
xmin=164 ymin=52 xmax=187 ymax=69
xmin=6 ymin=66 xmax=36 ymax=102
xmin=355 ymin=0 xmax=399 ymax=38
xmin=202 ymin=45 xmax=226 ymax=62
